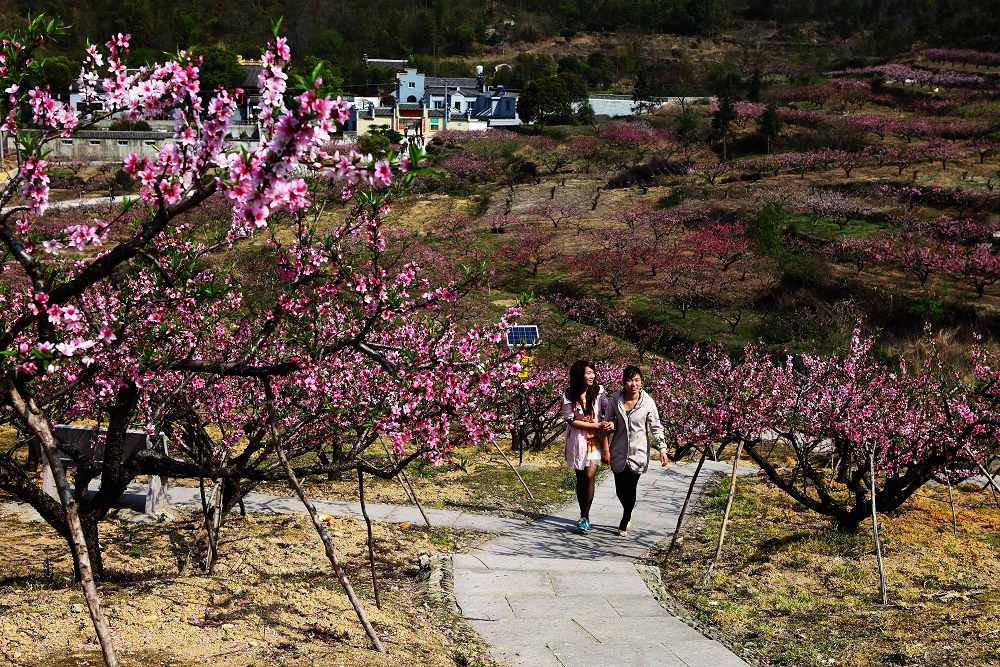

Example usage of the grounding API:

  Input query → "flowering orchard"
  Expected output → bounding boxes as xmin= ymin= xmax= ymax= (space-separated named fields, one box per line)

xmin=0 ymin=18 xmax=523 ymax=663
xmin=649 ymin=328 xmax=1000 ymax=532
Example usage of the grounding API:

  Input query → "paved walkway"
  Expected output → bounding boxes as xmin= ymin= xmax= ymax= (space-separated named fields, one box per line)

xmin=2 ymin=484 xmax=525 ymax=533
xmin=454 ymin=461 xmax=749 ymax=666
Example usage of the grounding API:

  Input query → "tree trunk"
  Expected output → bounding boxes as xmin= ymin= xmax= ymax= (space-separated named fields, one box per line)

xmin=80 ymin=515 xmax=105 ymax=581
xmin=7 ymin=384 xmax=119 ymax=666
xmin=358 ymin=468 xmax=381 ymax=609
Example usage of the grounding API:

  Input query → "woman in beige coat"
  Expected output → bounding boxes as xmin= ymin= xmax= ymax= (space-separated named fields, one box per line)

xmin=606 ymin=365 xmax=669 ymax=536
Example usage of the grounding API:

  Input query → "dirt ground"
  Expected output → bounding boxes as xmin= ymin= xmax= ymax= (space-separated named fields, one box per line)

xmin=0 ymin=509 xmax=494 ymax=667
xmin=658 ymin=473 xmax=1000 ymax=667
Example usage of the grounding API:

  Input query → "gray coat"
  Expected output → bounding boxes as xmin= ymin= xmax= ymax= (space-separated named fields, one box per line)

xmin=608 ymin=389 xmax=666 ymax=474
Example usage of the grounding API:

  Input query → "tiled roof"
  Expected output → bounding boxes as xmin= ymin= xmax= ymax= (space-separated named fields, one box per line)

xmin=425 ymin=76 xmax=477 ymax=88
xmin=426 ymin=85 xmax=481 ymax=97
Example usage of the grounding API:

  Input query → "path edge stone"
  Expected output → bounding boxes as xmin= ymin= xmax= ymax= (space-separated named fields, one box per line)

xmin=422 ymin=554 xmax=461 ymax=615
xmin=637 ymin=562 xmax=761 ymax=666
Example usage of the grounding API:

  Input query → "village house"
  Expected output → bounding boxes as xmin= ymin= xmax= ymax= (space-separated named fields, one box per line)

xmin=391 ymin=66 xmax=521 ymax=134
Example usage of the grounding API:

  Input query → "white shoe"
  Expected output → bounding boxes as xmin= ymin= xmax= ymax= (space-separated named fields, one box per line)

xmin=618 ymin=519 xmax=632 ymax=536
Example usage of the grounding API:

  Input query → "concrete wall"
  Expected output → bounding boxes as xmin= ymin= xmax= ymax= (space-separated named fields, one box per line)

xmin=48 ymin=134 xmax=259 ymax=162
xmin=581 ymin=95 xmax=715 ymax=118
xmin=49 ymin=136 xmax=167 ymax=162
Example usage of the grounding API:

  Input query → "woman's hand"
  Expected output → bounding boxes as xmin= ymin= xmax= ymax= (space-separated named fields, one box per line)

xmin=599 ymin=420 xmax=615 ymax=432
xmin=659 ymin=451 xmax=670 ymax=467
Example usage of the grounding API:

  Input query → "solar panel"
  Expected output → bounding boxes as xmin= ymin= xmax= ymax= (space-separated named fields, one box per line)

xmin=506 ymin=325 xmax=540 ymax=348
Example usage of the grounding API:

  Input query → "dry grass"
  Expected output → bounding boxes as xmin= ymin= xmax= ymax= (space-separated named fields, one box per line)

xmin=657 ymin=474 xmax=1000 ymax=667
xmin=0 ymin=509 xmax=493 ymax=667
xmin=252 ymin=442 xmax=579 ymax=518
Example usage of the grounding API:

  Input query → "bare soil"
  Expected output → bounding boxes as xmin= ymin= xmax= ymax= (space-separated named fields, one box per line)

xmin=0 ymin=509 xmax=493 ymax=667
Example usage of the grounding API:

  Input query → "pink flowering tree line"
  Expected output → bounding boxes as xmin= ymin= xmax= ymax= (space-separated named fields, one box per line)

xmin=649 ymin=328 xmax=1000 ymax=532
xmin=0 ymin=18 xmax=522 ymax=663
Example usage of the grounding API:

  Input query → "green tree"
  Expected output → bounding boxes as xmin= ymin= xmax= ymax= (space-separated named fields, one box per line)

xmin=748 ymin=67 xmax=762 ymax=102
xmin=38 ymin=54 xmax=74 ymax=96
xmin=357 ymin=132 xmax=390 ymax=157
xmin=517 ymin=75 xmax=574 ymax=124
xmin=703 ymin=59 xmax=743 ymax=97
xmin=191 ymin=44 xmax=244 ymax=91
xmin=712 ymin=96 xmax=735 ymax=161
xmin=585 ymin=51 xmax=614 ymax=88
xmin=758 ymin=102 xmax=782 ymax=154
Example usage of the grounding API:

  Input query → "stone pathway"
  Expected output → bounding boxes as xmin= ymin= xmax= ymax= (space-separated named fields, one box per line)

xmin=2 ymin=461 xmax=750 ymax=666
xmin=453 ymin=461 xmax=749 ymax=666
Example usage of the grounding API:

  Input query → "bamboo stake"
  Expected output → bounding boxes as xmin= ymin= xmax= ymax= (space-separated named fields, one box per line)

xmin=668 ymin=448 xmax=708 ymax=552
xmin=962 ymin=444 xmax=1000 ymax=505
xmin=398 ymin=465 xmax=432 ymax=527
xmin=701 ymin=441 xmax=743 ymax=587
xmin=358 ymin=468 xmax=381 ymax=609
xmin=380 ymin=442 xmax=431 ymax=527
xmin=944 ymin=468 xmax=958 ymax=537
xmin=870 ymin=452 xmax=888 ymax=605
xmin=492 ymin=440 xmax=535 ymax=501
xmin=8 ymin=386 xmax=118 ymax=666
xmin=273 ymin=430 xmax=385 ymax=652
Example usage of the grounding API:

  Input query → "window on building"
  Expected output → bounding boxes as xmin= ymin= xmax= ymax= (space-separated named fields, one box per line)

xmin=406 ymin=95 xmax=417 ymax=103
xmin=61 ymin=139 xmax=73 ymax=145
xmin=434 ymin=101 xmax=444 ymax=109
xmin=117 ymin=140 xmax=128 ymax=146
xmin=88 ymin=140 xmax=101 ymax=146
xmin=454 ymin=101 xmax=461 ymax=110
xmin=408 ymin=81 xmax=415 ymax=88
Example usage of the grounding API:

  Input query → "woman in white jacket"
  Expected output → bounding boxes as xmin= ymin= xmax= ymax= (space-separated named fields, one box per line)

xmin=559 ymin=359 xmax=612 ymax=533
xmin=606 ymin=365 xmax=669 ymax=536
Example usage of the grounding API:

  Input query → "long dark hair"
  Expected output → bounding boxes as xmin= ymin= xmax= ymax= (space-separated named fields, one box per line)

xmin=566 ymin=359 xmax=600 ymax=417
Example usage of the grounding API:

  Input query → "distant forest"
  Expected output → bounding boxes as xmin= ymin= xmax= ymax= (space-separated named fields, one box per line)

xmin=5 ymin=0 xmax=1000 ymax=93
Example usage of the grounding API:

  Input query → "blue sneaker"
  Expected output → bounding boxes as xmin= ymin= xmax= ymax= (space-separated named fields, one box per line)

xmin=578 ymin=518 xmax=591 ymax=533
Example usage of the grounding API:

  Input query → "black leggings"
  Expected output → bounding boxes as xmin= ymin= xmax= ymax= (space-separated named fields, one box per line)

xmin=613 ymin=469 xmax=641 ymax=529
xmin=574 ymin=465 xmax=598 ymax=519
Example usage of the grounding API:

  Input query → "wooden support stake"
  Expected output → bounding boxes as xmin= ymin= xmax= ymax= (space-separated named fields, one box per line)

xmin=273 ymin=429 xmax=384 ymax=652
xmin=668 ymin=448 xmax=708 ymax=553
xmin=701 ymin=441 xmax=742 ymax=587
xmin=358 ymin=468 xmax=381 ymax=609
xmin=398 ymin=465 xmax=431 ymax=527
xmin=869 ymin=453 xmax=888 ymax=605
xmin=381 ymin=442 xmax=431 ymax=527
xmin=944 ymin=468 xmax=958 ymax=537
xmin=492 ymin=440 xmax=535 ymax=501
xmin=962 ymin=445 xmax=1000 ymax=508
